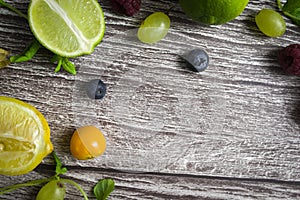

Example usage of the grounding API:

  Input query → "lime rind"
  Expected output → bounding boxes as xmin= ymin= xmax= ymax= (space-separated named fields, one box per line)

xmin=28 ymin=0 xmax=105 ymax=58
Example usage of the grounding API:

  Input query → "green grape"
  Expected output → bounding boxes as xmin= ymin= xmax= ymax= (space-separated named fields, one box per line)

xmin=138 ymin=12 xmax=170 ymax=44
xmin=255 ymin=9 xmax=286 ymax=37
xmin=36 ymin=180 xmax=66 ymax=200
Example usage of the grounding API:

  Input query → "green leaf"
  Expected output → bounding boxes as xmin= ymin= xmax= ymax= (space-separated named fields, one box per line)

xmin=282 ymin=0 xmax=300 ymax=12
xmin=279 ymin=0 xmax=300 ymax=25
xmin=53 ymin=151 xmax=67 ymax=177
xmin=10 ymin=39 xmax=40 ymax=62
xmin=51 ymin=55 xmax=76 ymax=75
xmin=93 ymin=179 xmax=115 ymax=200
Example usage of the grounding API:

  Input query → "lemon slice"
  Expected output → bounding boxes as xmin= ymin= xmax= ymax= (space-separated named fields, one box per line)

xmin=28 ymin=0 xmax=105 ymax=57
xmin=0 ymin=96 xmax=53 ymax=176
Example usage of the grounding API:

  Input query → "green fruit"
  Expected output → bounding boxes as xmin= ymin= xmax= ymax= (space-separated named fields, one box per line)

xmin=138 ymin=12 xmax=170 ymax=44
xmin=179 ymin=0 xmax=249 ymax=25
xmin=36 ymin=180 xmax=66 ymax=200
xmin=255 ymin=9 xmax=286 ymax=37
xmin=28 ymin=0 xmax=105 ymax=57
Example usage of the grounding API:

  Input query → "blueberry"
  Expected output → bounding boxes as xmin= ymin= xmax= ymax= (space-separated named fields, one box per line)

xmin=86 ymin=79 xmax=107 ymax=99
xmin=182 ymin=48 xmax=209 ymax=72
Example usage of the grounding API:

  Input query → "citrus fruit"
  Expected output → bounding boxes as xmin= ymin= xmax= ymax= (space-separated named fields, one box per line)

xmin=179 ymin=0 xmax=249 ymax=25
xmin=70 ymin=125 xmax=106 ymax=160
xmin=28 ymin=0 xmax=105 ymax=57
xmin=0 ymin=96 xmax=53 ymax=175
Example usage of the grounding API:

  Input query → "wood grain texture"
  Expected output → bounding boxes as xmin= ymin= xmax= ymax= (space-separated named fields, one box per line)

xmin=1 ymin=166 xmax=300 ymax=200
xmin=1 ymin=0 xmax=300 ymax=199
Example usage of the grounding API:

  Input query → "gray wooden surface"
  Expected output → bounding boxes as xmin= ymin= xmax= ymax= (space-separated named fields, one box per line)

xmin=1 ymin=0 xmax=300 ymax=199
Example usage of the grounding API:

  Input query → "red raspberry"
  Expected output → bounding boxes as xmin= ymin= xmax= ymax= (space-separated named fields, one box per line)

xmin=278 ymin=44 xmax=300 ymax=76
xmin=110 ymin=0 xmax=141 ymax=16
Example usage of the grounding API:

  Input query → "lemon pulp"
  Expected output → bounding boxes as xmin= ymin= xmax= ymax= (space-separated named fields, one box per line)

xmin=0 ymin=96 xmax=53 ymax=176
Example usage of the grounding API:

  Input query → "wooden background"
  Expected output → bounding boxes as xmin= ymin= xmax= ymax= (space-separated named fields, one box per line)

xmin=1 ymin=0 xmax=300 ymax=199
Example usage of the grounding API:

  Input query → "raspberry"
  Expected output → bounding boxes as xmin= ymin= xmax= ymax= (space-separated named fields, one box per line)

xmin=110 ymin=0 xmax=141 ymax=16
xmin=278 ymin=44 xmax=300 ymax=76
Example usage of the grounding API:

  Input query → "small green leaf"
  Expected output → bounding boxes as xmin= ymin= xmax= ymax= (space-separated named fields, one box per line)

xmin=53 ymin=151 xmax=67 ymax=177
xmin=51 ymin=55 xmax=76 ymax=75
xmin=93 ymin=179 xmax=115 ymax=200
xmin=0 ymin=0 xmax=6 ymax=6
xmin=10 ymin=39 xmax=40 ymax=63
xmin=61 ymin=57 xmax=76 ymax=75
xmin=279 ymin=0 xmax=300 ymax=25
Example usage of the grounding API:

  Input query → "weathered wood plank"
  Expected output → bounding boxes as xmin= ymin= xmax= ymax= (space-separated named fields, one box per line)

xmin=0 ymin=0 xmax=300 ymax=194
xmin=1 ymin=166 xmax=300 ymax=200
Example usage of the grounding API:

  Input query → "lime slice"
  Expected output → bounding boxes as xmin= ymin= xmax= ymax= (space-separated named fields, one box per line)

xmin=0 ymin=96 xmax=53 ymax=176
xmin=28 ymin=0 xmax=105 ymax=57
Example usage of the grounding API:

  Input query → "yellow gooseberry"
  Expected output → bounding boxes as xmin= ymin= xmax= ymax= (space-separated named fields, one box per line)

xmin=70 ymin=125 xmax=106 ymax=160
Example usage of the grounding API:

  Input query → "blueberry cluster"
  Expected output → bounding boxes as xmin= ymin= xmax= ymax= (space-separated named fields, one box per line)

xmin=110 ymin=0 xmax=141 ymax=16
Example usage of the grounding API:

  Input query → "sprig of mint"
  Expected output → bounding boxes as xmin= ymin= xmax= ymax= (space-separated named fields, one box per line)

xmin=0 ymin=0 xmax=77 ymax=75
xmin=277 ymin=0 xmax=300 ymax=25
xmin=0 ymin=151 xmax=115 ymax=199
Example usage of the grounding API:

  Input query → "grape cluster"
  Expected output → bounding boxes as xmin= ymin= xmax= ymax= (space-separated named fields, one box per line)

xmin=110 ymin=0 xmax=141 ymax=16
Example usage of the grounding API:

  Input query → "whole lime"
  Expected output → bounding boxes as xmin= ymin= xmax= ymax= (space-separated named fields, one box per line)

xmin=179 ymin=0 xmax=249 ymax=25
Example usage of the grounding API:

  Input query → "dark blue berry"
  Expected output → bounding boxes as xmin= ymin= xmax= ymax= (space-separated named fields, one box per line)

xmin=182 ymin=48 xmax=209 ymax=72
xmin=86 ymin=79 xmax=107 ymax=100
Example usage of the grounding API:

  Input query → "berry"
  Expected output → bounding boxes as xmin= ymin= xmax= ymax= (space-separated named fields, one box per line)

xmin=86 ymin=79 xmax=107 ymax=100
xmin=110 ymin=0 xmax=141 ymax=16
xmin=138 ymin=12 xmax=170 ymax=44
xmin=70 ymin=125 xmax=106 ymax=160
xmin=182 ymin=49 xmax=209 ymax=72
xmin=278 ymin=44 xmax=300 ymax=76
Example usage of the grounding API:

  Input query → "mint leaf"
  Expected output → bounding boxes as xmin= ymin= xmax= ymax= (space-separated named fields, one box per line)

xmin=10 ymin=39 xmax=40 ymax=63
xmin=282 ymin=0 xmax=300 ymax=12
xmin=51 ymin=55 xmax=77 ymax=75
xmin=93 ymin=179 xmax=115 ymax=200
xmin=278 ymin=0 xmax=300 ymax=25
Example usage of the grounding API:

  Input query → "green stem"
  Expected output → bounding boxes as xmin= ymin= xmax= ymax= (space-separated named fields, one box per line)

xmin=0 ymin=176 xmax=56 ymax=195
xmin=276 ymin=0 xmax=283 ymax=10
xmin=60 ymin=179 xmax=89 ymax=200
xmin=0 ymin=0 xmax=28 ymax=19
xmin=283 ymin=10 xmax=300 ymax=22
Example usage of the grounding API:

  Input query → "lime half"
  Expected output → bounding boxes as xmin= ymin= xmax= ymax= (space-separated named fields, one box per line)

xmin=28 ymin=0 xmax=105 ymax=57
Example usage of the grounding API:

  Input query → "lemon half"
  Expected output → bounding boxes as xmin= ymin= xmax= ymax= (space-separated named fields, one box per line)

xmin=0 ymin=96 xmax=53 ymax=176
